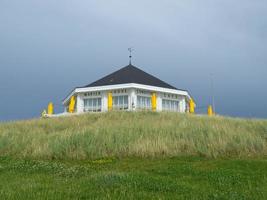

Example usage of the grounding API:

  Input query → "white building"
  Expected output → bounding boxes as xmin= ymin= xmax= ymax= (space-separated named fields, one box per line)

xmin=62 ymin=64 xmax=193 ymax=113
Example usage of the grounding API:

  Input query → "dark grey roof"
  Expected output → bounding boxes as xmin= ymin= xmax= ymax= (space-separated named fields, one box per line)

xmin=81 ymin=64 xmax=179 ymax=90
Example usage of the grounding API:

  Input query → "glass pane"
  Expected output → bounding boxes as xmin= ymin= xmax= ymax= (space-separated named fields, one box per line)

xmin=114 ymin=97 xmax=117 ymax=106
xmin=98 ymin=98 xmax=101 ymax=107
xmin=144 ymin=97 xmax=147 ymax=108
xmin=144 ymin=97 xmax=146 ymax=109
xmin=124 ymin=96 xmax=128 ymax=104
xmin=116 ymin=97 xmax=119 ymax=106
xmin=124 ymin=96 xmax=128 ymax=108
xmin=119 ymin=96 xmax=123 ymax=105
xmin=93 ymin=99 xmax=96 ymax=107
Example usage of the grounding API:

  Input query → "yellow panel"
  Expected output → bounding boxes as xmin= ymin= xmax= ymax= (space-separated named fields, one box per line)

xmin=189 ymin=99 xmax=195 ymax=114
xmin=208 ymin=105 xmax=213 ymax=116
xmin=47 ymin=102 xmax=54 ymax=115
xmin=151 ymin=93 xmax=157 ymax=111
xmin=69 ymin=96 xmax=76 ymax=113
xmin=108 ymin=92 xmax=113 ymax=111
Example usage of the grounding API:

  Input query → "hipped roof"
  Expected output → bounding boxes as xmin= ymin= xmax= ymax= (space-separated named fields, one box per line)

xmin=81 ymin=64 xmax=180 ymax=90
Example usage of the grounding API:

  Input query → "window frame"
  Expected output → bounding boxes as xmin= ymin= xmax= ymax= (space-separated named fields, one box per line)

xmin=137 ymin=95 xmax=152 ymax=110
xmin=162 ymin=99 xmax=179 ymax=112
xmin=84 ymin=97 xmax=102 ymax=112
xmin=112 ymin=95 xmax=129 ymax=110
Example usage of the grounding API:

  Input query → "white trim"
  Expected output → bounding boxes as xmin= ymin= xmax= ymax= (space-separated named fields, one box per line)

xmin=63 ymin=83 xmax=190 ymax=105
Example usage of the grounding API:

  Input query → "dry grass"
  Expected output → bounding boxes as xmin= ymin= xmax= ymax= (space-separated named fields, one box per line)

xmin=0 ymin=112 xmax=266 ymax=160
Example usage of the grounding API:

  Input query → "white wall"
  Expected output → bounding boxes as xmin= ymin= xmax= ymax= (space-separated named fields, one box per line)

xmin=129 ymin=88 xmax=136 ymax=111
xmin=157 ymin=93 xmax=163 ymax=111
xmin=179 ymin=97 xmax=186 ymax=112
xmin=102 ymin=91 xmax=108 ymax=112
xmin=75 ymin=87 xmax=188 ymax=113
xmin=76 ymin=94 xmax=84 ymax=113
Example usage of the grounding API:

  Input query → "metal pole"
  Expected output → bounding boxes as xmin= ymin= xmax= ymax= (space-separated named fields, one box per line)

xmin=128 ymin=47 xmax=134 ymax=65
xmin=211 ymin=73 xmax=216 ymax=114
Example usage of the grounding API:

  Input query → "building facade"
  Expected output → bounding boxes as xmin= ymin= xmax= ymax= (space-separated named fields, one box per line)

xmin=63 ymin=64 xmax=192 ymax=113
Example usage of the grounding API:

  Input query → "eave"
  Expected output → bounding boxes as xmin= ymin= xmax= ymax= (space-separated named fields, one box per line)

xmin=62 ymin=83 xmax=192 ymax=105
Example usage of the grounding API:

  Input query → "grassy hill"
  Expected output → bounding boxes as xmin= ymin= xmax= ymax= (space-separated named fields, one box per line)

xmin=0 ymin=112 xmax=267 ymax=199
xmin=0 ymin=111 xmax=267 ymax=160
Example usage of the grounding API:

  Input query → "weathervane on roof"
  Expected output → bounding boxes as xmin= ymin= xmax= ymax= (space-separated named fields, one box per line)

xmin=128 ymin=47 xmax=134 ymax=65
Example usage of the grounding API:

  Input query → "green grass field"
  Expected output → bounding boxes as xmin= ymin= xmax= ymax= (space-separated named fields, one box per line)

xmin=0 ymin=112 xmax=267 ymax=199
xmin=0 ymin=156 xmax=267 ymax=199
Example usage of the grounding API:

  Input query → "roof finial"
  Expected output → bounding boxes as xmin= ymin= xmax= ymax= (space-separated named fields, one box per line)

xmin=128 ymin=47 xmax=134 ymax=65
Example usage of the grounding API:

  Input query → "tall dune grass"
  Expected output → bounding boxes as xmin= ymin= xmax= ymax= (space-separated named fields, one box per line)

xmin=0 ymin=112 xmax=266 ymax=160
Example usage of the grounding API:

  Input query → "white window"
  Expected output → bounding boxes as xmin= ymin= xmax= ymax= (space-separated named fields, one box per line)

xmin=162 ymin=99 xmax=179 ymax=112
xmin=137 ymin=96 xmax=152 ymax=110
xmin=113 ymin=95 xmax=128 ymax=110
xmin=84 ymin=98 xmax=102 ymax=112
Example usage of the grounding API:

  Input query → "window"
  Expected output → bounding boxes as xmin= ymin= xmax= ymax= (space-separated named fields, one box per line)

xmin=137 ymin=96 xmax=152 ymax=110
xmin=84 ymin=98 xmax=102 ymax=112
xmin=162 ymin=99 xmax=179 ymax=112
xmin=113 ymin=95 xmax=128 ymax=110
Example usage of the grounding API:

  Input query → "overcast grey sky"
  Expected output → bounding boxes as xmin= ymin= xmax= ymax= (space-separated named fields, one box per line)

xmin=0 ymin=0 xmax=266 ymax=121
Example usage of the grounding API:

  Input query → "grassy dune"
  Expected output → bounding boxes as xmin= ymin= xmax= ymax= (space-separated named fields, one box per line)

xmin=1 ymin=112 xmax=267 ymax=199
xmin=0 ymin=112 xmax=266 ymax=160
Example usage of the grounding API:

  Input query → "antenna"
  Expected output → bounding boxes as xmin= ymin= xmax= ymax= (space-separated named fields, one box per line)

xmin=128 ymin=47 xmax=134 ymax=64
xmin=210 ymin=73 xmax=216 ymax=114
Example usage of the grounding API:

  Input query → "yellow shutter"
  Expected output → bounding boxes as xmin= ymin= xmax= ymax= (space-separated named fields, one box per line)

xmin=108 ymin=92 xmax=113 ymax=111
xmin=208 ymin=105 xmax=213 ymax=116
xmin=151 ymin=93 xmax=157 ymax=111
xmin=189 ymin=99 xmax=195 ymax=114
xmin=47 ymin=102 xmax=54 ymax=115
xmin=69 ymin=96 xmax=76 ymax=113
